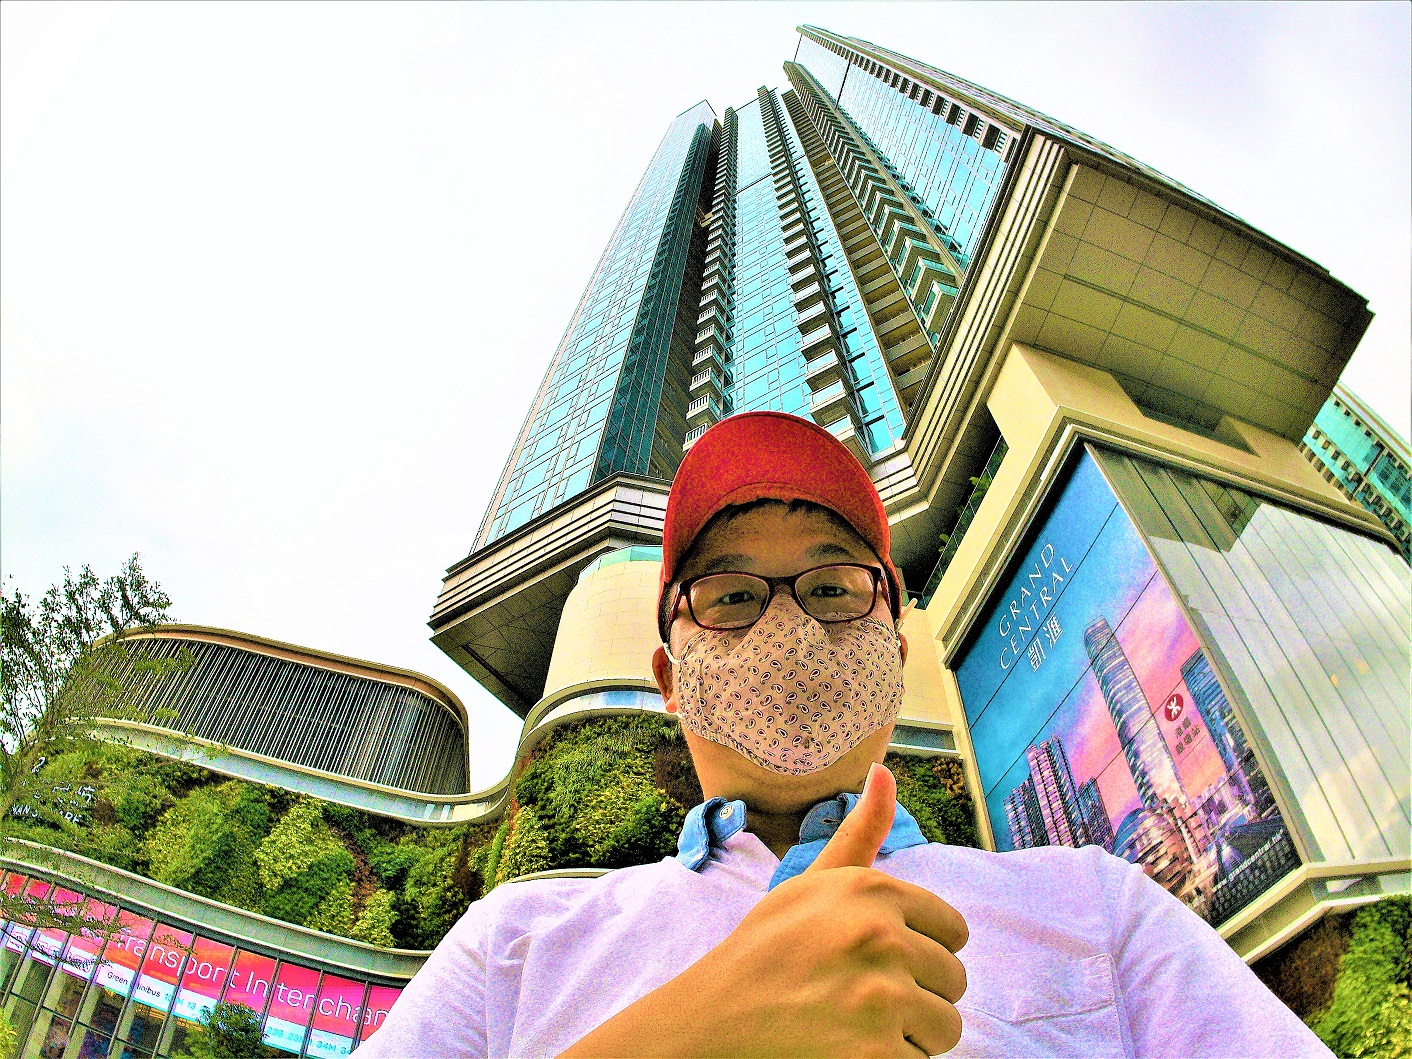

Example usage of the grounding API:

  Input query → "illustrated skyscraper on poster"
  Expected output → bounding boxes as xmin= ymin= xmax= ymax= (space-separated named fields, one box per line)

xmin=956 ymin=448 xmax=1301 ymax=925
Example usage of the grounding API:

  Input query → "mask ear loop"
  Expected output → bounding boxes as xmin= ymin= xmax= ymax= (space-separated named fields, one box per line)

xmin=662 ymin=641 xmax=682 ymax=667
xmin=893 ymin=596 xmax=917 ymax=652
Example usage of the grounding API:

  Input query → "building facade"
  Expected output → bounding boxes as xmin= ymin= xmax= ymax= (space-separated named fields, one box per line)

xmin=5 ymin=23 xmax=1409 ymax=1059
xmin=1301 ymin=383 xmax=1412 ymax=560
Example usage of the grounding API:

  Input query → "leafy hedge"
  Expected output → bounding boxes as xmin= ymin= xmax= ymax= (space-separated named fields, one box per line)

xmin=15 ymin=716 xmax=980 ymax=951
xmin=1255 ymin=895 xmax=1411 ymax=1058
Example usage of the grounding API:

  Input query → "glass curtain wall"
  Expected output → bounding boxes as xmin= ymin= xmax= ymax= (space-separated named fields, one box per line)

xmin=795 ymin=35 xmax=1008 ymax=269
xmin=720 ymin=96 xmax=809 ymax=422
xmin=478 ymin=103 xmax=716 ymax=546
xmin=954 ymin=448 xmax=1300 ymax=927
xmin=0 ymin=872 xmax=401 ymax=1059
xmin=777 ymin=91 xmax=906 ymax=452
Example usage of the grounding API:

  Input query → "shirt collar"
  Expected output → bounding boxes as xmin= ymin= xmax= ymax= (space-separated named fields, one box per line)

xmin=676 ymin=791 xmax=928 ymax=890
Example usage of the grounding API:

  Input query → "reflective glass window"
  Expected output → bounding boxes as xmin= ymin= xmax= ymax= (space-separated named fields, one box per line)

xmin=357 ymin=986 xmax=401 ymax=1044
xmin=129 ymin=922 xmax=190 ymax=1015
xmin=307 ymin=974 xmax=366 ymax=1057
xmin=170 ymin=935 xmax=235 ymax=1025
xmin=262 ymin=963 xmax=320 ymax=1054
xmin=222 ymin=948 xmax=276 ymax=1020
xmin=1090 ymin=448 xmax=1411 ymax=865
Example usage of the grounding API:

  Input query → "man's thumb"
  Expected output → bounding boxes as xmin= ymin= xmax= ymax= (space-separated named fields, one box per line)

xmin=806 ymin=762 xmax=896 ymax=872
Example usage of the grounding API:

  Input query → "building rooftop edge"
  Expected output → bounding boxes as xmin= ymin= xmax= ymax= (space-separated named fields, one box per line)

xmin=110 ymin=623 xmax=469 ymax=728
xmin=1332 ymin=383 xmax=1412 ymax=458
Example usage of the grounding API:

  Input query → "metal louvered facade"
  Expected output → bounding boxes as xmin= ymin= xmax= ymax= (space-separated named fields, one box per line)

xmin=102 ymin=630 xmax=469 ymax=795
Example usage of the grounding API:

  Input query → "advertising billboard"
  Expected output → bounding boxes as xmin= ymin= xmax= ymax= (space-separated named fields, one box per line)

xmin=956 ymin=448 xmax=1300 ymax=924
xmin=264 ymin=961 xmax=321 ymax=1053
xmin=224 ymin=947 xmax=276 ymax=1016
xmin=171 ymin=935 xmax=236 ymax=1023
xmin=132 ymin=921 xmax=194 ymax=1011
xmin=360 ymin=985 xmax=402 ymax=1043
xmin=307 ymin=974 xmax=367 ymax=1057
xmin=93 ymin=908 xmax=155 ymax=998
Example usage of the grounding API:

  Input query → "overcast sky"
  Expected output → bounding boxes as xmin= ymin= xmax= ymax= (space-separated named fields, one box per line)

xmin=3 ymin=1 xmax=1408 ymax=786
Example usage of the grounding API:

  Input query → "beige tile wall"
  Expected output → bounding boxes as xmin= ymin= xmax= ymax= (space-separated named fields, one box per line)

xmin=1009 ymin=164 xmax=1369 ymax=441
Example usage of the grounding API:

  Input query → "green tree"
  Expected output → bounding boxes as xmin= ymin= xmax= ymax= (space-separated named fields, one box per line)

xmin=0 ymin=1007 xmax=17 ymax=1058
xmin=0 ymin=555 xmax=189 ymax=932
xmin=172 ymin=1001 xmax=266 ymax=1059
xmin=1309 ymin=895 xmax=1411 ymax=1058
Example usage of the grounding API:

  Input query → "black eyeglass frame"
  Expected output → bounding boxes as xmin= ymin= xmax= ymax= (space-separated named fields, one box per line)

xmin=667 ymin=562 xmax=888 ymax=635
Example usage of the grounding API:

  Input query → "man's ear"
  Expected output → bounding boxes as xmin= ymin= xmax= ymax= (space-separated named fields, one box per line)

xmin=899 ymin=632 xmax=908 ymax=666
xmin=651 ymin=645 xmax=678 ymax=714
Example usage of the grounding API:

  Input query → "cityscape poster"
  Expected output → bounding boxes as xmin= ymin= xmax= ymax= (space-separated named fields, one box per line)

xmin=956 ymin=448 xmax=1300 ymax=924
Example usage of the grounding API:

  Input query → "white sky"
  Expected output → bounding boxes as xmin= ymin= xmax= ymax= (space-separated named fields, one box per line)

xmin=3 ymin=1 xmax=1408 ymax=787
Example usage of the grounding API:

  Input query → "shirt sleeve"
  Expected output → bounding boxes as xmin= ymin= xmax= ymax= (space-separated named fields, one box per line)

xmin=1103 ymin=853 xmax=1331 ymax=1058
xmin=356 ymin=900 xmax=490 ymax=1059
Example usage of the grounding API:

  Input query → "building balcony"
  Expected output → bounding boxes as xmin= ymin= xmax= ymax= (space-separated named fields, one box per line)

xmin=899 ymin=238 xmax=944 ymax=288
xmin=796 ymin=301 xmax=830 ymax=336
xmin=701 ymin=266 xmax=731 ymax=297
xmin=809 ymin=380 xmax=853 ymax=427
xmin=800 ymin=324 xmax=839 ymax=359
xmin=683 ymin=423 xmax=710 ymax=450
xmin=689 ymin=368 xmax=725 ymax=399
xmin=824 ymin=414 xmax=871 ymax=466
xmin=687 ymin=394 xmax=722 ymax=427
xmin=921 ymin=281 xmax=958 ymax=336
xmin=700 ymin=285 xmax=732 ymax=316
xmin=791 ymin=268 xmax=822 ymax=292
xmin=697 ymin=302 xmax=730 ymax=332
xmin=804 ymin=349 xmax=845 ymax=390
xmin=888 ymin=224 xmax=929 ymax=270
xmin=905 ymin=256 xmax=953 ymax=302
xmin=793 ymin=280 xmax=824 ymax=312
xmin=695 ymin=322 xmax=729 ymax=355
xmin=784 ymin=228 xmax=811 ymax=254
xmin=692 ymin=348 xmax=726 ymax=373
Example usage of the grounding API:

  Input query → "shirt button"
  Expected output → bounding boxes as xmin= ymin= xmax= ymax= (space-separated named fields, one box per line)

xmin=719 ymin=806 xmax=734 ymax=819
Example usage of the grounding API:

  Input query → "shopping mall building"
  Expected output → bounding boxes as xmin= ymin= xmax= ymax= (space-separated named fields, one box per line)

xmin=4 ymin=24 xmax=1408 ymax=1059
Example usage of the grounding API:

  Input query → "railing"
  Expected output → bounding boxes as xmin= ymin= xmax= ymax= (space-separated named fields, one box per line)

xmin=919 ymin=436 xmax=1009 ymax=607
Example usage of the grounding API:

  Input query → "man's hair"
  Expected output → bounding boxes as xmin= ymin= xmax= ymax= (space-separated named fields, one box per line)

xmin=658 ymin=498 xmax=877 ymax=637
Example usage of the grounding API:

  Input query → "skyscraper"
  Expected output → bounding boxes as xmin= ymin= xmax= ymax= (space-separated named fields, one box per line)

xmin=1077 ymin=778 xmax=1115 ymax=852
xmin=1004 ymin=775 xmax=1048 ymax=850
xmin=1083 ymin=618 xmax=1188 ymax=814
xmin=1026 ymin=737 xmax=1086 ymax=847
xmin=1300 ymin=384 xmax=1412 ymax=560
xmin=477 ymin=104 xmax=717 ymax=547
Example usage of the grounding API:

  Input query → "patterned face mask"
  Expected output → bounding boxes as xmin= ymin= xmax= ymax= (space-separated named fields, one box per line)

xmin=667 ymin=593 xmax=904 ymax=775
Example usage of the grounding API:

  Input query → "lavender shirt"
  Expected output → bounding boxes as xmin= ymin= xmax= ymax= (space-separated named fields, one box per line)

xmin=361 ymin=800 xmax=1327 ymax=1058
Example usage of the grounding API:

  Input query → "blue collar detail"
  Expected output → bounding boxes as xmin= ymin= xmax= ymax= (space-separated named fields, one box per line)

xmin=675 ymin=791 xmax=928 ymax=890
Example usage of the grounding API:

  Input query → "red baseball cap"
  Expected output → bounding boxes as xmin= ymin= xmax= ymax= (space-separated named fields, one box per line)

xmin=657 ymin=411 xmax=901 ymax=640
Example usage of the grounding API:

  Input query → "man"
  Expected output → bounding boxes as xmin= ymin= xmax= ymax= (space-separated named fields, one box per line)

xmin=362 ymin=412 xmax=1328 ymax=1057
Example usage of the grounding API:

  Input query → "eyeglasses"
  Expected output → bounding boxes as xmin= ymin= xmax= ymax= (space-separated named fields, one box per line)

xmin=670 ymin=563 xmax=886 ymax=632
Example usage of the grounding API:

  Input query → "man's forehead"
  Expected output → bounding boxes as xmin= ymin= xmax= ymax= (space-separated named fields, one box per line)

xmin=698 ymin=541 xmax=861 ymax=574
xmin=681 ymin=505 xmax=873 ymax=577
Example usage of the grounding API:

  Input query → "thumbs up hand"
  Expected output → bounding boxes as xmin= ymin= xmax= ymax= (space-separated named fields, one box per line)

xmin=807 ymin=759 xmax=904 ymax=872
xmin=564 ymin=763 xmax=970 ymax=1058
